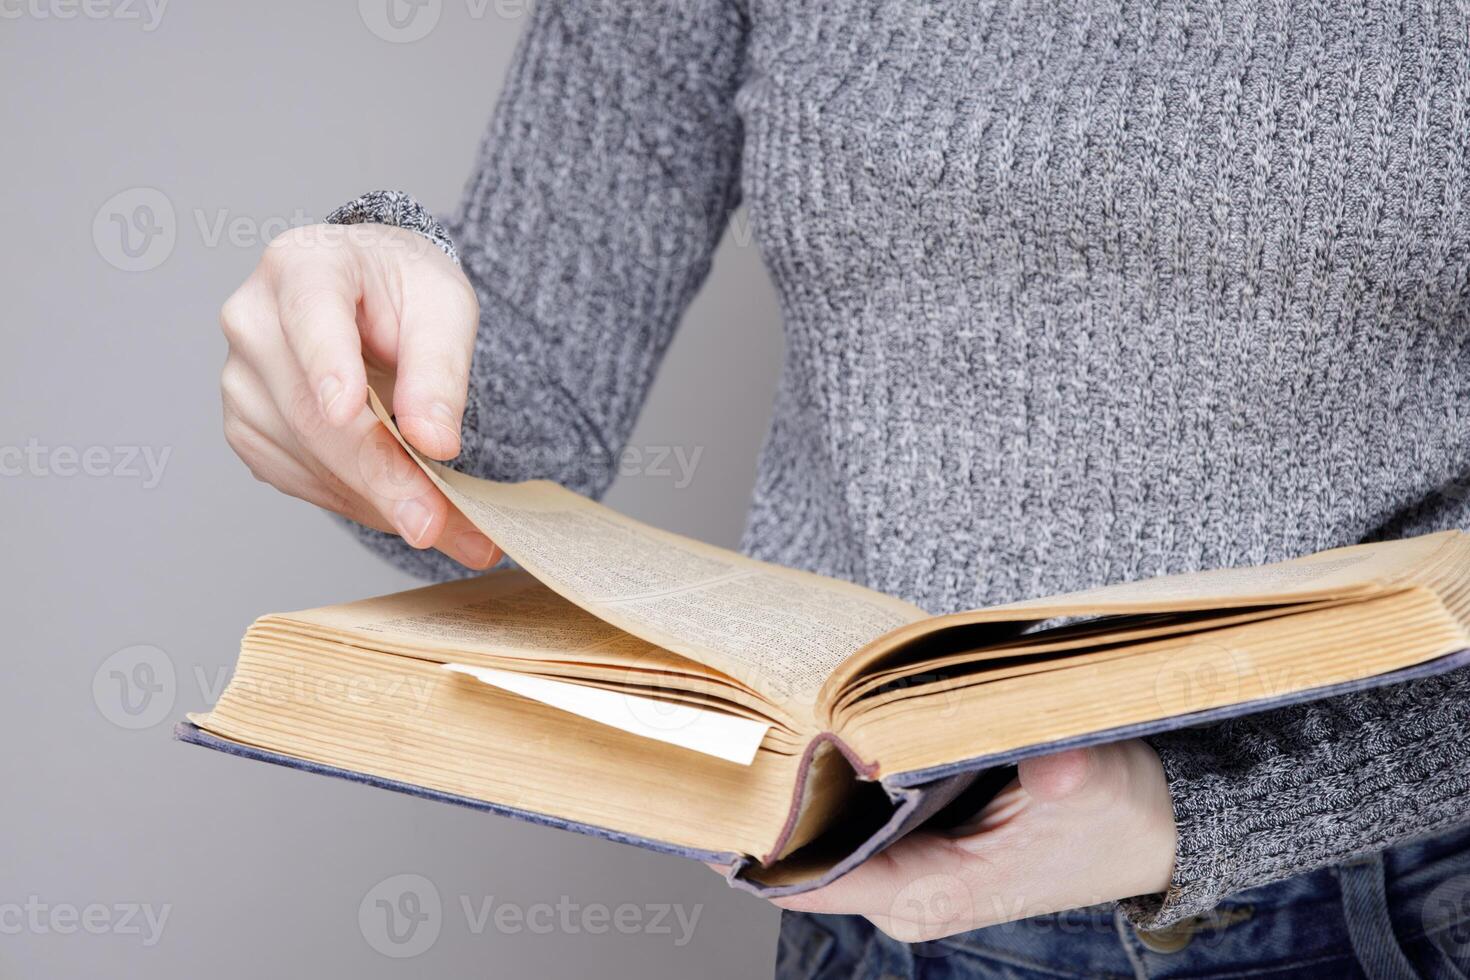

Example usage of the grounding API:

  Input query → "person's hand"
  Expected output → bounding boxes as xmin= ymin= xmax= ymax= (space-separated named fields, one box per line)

xmin=773 ymin=740 xmax=1177 ymax=942
xmin=219 ymin=223 xmax=500 ymax=569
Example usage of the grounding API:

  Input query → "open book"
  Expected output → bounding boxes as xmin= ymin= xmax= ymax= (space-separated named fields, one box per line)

xmin=177 ymin=393 xmax=1470 ymax=896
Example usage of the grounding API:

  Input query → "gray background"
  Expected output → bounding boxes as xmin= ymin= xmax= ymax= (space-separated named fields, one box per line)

xmin=2 ymin=2 xmax=785 ymax=976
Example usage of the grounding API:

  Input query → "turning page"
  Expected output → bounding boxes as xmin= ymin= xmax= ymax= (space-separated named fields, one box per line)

xmin=366 ymin=391 xmax=926 ymax=708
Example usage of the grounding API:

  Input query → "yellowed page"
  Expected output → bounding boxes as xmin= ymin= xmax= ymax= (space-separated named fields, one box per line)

xmin=819 ymin=531 xmax=1464 ymax=706
xmin=845 ymin=587 xmax=1468 ymax=777
xmin=989 ymin=532 xmax=1458 ymax=615
xmin=828 ymin=597 xmax=1360 ymax=722
xmin=285 ymin=570 xmax=682 ymax=668
xmin=366 ymin=391 xmax=925 ymax=707
xmin=262 ymin=572 xmax=807 ymax=734
xmin=189 ymin=641 xmax=804 ymax=857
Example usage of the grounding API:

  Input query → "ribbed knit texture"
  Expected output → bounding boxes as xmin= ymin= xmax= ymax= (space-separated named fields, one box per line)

xmin=327 ymin=0 xmax=1470 ymax=931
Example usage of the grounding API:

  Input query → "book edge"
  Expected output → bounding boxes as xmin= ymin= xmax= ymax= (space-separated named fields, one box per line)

xmin=881 ymin=646 xmax=1470 ymax=787
xmin=171 ymin=720 xmax=741 ymax=866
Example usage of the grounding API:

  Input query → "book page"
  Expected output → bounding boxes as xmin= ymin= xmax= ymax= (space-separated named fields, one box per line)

xmin=987 ymin=533 xmax=1458 ymax=615
xmin=284 ymin=571 xmax=666 ymax=663
xmin=818 ymin=531 xmax=1464 ymax=709
xmin=844 ymin=587 xmax=1468 ymax=778
xmin=189 ymin=639 xmax=808 ymax=858
xmin=365 ymin=391 xmax=925 ymax=706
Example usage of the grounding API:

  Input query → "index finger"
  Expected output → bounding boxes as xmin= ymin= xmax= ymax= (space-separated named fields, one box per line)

xmin=272 ymin=252 xmax=367 ymax=428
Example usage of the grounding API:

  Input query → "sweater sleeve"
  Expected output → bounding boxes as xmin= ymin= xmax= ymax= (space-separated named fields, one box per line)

xmin=1119 ymin=664 xmax=1470 ymax=929
xmin=326 ymin=0 xmax=749 ymax=581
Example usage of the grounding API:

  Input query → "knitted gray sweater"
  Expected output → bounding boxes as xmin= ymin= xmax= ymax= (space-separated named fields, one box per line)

xmin=328 ymin=0 xmax=1470 ymax=929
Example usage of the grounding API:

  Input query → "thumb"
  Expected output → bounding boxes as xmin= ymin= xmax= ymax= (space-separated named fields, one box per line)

xmin=1017 ymin=745 xmax=1115 ymax=808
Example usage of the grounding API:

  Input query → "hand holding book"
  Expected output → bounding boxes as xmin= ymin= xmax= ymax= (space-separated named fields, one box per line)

xmin=768 ymin=740 xmax=1176 ymax=943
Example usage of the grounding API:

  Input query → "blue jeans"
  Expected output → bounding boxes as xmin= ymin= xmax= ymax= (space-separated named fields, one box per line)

xmin=776 ymin=823 xmax=1470 ymax=979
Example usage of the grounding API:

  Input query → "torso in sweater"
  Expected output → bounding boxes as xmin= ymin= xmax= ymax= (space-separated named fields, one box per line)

xmin=731 ymin=0 xmax=1470 ymax=615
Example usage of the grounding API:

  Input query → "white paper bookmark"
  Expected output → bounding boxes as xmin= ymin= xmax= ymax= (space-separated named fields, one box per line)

xmin=444 ymin=664 xmax=770 ymax=765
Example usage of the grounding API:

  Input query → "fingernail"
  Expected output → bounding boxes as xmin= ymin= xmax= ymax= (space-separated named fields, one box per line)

xmin=318 ymin=375 xmax=343 ymax=417
xmin=456 ymin=532 xmax=499 ymax=568
xmin=394 ymin=498 xmax=434 ymax=546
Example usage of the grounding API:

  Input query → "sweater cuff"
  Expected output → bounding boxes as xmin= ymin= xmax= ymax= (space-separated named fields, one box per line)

xmin=325 ymin=190 xmax=459 ymax=266
xmin=1116 ymin=733 xmax=1242 ymax=929
xmin=1117 ymin=664 xmax=1470 ymax=930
